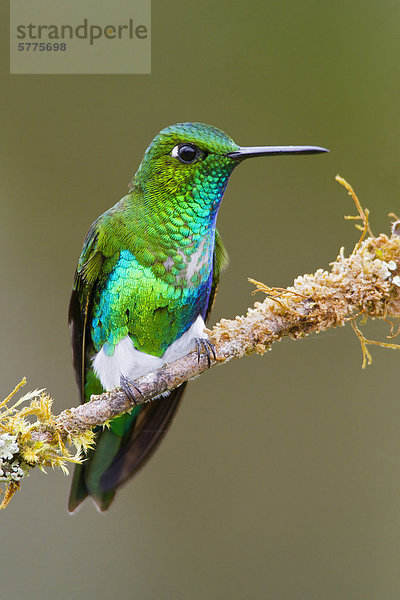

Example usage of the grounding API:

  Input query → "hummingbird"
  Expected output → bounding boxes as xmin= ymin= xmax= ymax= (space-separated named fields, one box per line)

xmin=68 ymin=122 xmax=328 ymax=512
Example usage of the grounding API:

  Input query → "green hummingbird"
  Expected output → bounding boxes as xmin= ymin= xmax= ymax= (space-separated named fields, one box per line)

xmin=68 ymin=122 xmax=328 ymax=512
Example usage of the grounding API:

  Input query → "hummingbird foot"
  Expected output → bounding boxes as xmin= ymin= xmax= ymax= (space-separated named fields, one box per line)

xmin=120 ymin=375 xmax=144 ymax=406
xmin=195 ymin=338 xmax=216 ymax=368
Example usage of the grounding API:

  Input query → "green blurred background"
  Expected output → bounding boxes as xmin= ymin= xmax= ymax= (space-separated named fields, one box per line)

xmin=1 ymin=1 xmax=400 ymax=598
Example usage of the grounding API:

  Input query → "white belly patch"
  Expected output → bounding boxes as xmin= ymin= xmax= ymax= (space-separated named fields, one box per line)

xmin=92 ymin=315 xmax=207 ymax=391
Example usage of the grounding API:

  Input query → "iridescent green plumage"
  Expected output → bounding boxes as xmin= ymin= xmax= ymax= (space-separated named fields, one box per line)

xmin=68 ymin=122 xmax=327 ymax=511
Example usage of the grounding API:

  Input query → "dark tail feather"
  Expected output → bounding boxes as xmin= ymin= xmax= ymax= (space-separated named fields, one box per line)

xmin=68 ymin=384 xmax=186 ymax=512
xmin=100 ymin=384 xmax=186 ymax=493
xmin=68 ymin=463 xmax=89 ymax=513
xmin=68 ymin=426 xmax=121 ymax=513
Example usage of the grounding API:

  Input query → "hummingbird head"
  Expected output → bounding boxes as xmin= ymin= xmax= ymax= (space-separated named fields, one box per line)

xmin=132 ymin=122 xmax=240 ymax=216
xmin=132 ymin=122 xmax=328 ymax=220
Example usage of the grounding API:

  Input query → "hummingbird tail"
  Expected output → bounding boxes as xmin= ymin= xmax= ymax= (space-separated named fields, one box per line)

xmin=68 ymin=384 xmax=186 ymax=512
xmin=68 ymin=463 xmax=89 ymax=512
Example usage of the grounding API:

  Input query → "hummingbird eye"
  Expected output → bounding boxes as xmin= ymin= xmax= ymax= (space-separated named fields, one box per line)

xmin=172 ymin=143 xmax=201 ymax=164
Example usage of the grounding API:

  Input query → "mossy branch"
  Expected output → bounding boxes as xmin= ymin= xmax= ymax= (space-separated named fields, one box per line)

xmin=2 ymin=176 xmax=400 ymax=508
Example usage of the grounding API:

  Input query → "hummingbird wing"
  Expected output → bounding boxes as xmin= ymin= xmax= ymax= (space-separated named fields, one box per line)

xmin=206 ymin=229 xmax=229 ymax=319
xmin=68 ymin=221 xmax=228 ymax=512
xmin=68 ymin=220 xmax=104 ymax=402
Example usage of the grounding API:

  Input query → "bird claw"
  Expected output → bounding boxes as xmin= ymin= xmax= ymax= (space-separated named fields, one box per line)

xmin=195 ymin=338 xmax=216 ymax=368
xmin=120 ymin=375 xmax=144 ymax=406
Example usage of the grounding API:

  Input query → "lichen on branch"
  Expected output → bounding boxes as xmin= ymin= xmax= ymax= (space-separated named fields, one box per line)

xmin=0 ymin=379 xmax=94 ymax=508
xmin=1 ymin=176 xmax=400 ymax=509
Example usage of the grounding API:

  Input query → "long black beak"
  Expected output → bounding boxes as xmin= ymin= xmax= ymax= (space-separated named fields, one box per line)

xmin=227 ymin=145 xmax=329 ymax=159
